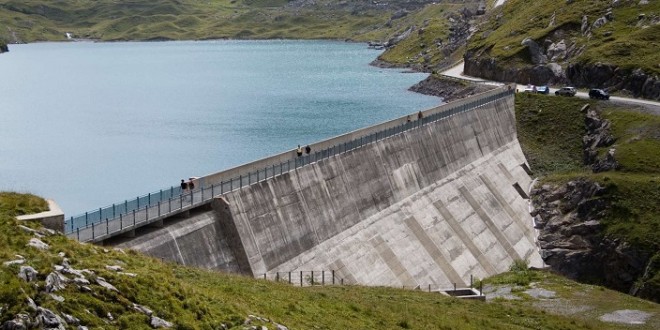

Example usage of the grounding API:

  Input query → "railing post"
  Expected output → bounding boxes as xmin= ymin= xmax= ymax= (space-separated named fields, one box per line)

xmin=148 ymin=193 xmax=151 ymax=205
xmin=429 ymin=284 xmax=431 ymax=292
xmin=85 ymin=212 xmax=88 ymax=226
xmin=120 ymin=213 xmax=123 ymax=230
xmin=70 ymin=217 xmax=74 ymax=232
xmin=106 ymin=218 xmax=109 ymax=235
xmin=92 ymin=222 xmax=95 ymax=240
xmin=99 ymin=208 xmax=102 ymax=222
xmin=76 ymin=227 xmax=79 ymax=241
xmin=137 ymin=197 xmax=140 ymax=209
xmin=311 ymin=271 xmax=314 ymax=285
xmin=212 ymin=183 xmax=215 ymax=197
xmin=112 ymin=204 xmax=115 ymax=218
xmin=332 ymin=270 xmax=335 ymax=285
xmin=239 ymin=175 xmax=242 ymax=188
xmin=322 ymin=271 xmax=325 ymax=285
xmin=158 ymin=201 xmax=161 ymax=217
xmin=289 ymin=272 xmax=291 ymax=284
xmin=300 ymin=271 xmax=303 ymax=286
xmin=133 ymin=209 xmax=136 ymax=226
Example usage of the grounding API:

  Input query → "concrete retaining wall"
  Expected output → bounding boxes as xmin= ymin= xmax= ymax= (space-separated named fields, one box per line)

xmin=116 ymin=89 xmax=543 ymax=287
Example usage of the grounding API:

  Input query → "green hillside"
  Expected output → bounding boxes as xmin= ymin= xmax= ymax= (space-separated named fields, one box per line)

xmin=1 ymin=193 xmax=659 ymax=329
xmin=468 ymin=0 xmax=660 ymax=74
xmin=515 ymin=94 xmax=660 ymax=300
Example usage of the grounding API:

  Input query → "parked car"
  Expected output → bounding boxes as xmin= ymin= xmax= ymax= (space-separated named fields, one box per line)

xmin=523 ymin=85 xmax=536 ymax=93
xmin=555 ymin=86 xmax=577 ymax=97
xmin=589 ymin=88 xmax=610 ymax=100
xmin=536 ymin=85 xmax=550 ymax=94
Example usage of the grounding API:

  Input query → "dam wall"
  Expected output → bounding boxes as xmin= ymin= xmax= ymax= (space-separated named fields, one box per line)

xmin=115 ymin=86 xmax=543 ymax=287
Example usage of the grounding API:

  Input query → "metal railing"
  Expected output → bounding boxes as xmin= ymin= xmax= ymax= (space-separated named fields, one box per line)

xmin=66 ymin=85 xmax=514 ymax=241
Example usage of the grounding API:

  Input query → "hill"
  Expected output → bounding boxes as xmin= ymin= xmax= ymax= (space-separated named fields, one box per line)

xmin=464 ymin=0 xmax=660 ymax=99
xmin=514 ymin=94 xmax=660 ymax=302
xmin=1 ymin=192 xmax=659 ymax=329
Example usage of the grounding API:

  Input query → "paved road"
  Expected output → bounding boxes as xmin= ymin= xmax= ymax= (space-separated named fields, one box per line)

xmin=440 ymin=62 xmax=660 ymax=113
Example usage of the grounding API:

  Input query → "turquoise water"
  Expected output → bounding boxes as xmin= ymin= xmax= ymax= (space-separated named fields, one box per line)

xmin=0 ymin=40 xmax=440 ymax=216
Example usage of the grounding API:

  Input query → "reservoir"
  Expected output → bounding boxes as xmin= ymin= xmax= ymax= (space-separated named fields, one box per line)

xmin=0 ymin=40 xmax=440 ymax=216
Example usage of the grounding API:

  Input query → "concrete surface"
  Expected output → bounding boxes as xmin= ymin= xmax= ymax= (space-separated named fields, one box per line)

xmin=115 ymin=87 xmax=543 ymax=289
xmin=16 ymin=199 xmax=65 ymax=232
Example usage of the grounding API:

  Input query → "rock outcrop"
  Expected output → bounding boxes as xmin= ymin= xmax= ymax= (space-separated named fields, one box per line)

xmin=407 ymin=75 xmax=496 ymax=102
xmin=567 ymin=63 xmax=660 ymax=100
xmin=581 ymin=105 xmax=619 ymax=172
xmin=531 ymin=180 xmax=657 ymax=302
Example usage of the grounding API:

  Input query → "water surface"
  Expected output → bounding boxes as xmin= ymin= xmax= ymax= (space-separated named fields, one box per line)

xmin=0 ymin=40 xmax=440 ymax=215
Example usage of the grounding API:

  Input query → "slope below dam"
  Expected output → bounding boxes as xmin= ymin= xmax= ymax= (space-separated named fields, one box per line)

xmin=114 ymin=85 xmax=543 ymax=288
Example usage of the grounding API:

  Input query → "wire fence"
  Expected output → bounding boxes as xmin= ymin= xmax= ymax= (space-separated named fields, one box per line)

xmin=66 ymin=87 xmax=514 ymax=241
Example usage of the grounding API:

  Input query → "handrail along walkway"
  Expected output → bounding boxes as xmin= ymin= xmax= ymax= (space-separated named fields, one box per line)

xmin=67 ymin=85 xmax=514 ymax=242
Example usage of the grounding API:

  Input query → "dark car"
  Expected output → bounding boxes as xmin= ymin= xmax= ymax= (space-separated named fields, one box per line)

xmin=536 ymin=86 xmax=550 ymax=94
xmin=589 ymin=89 xmax=610 ymax=100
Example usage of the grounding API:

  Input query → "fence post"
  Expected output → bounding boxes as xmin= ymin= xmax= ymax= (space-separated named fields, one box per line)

xmin=322 ymin=271 xmax=325 ymax=285
xmin=263 ymin=273 xmax=266 ymax=280
xmin=289 ymin=272 xmax=291 ymax=284
xmin=76 ymin=227 xmax=79 ymax=241
xmin=428 ymin=284 xmax=431 ymax=292
xmin=332 ymin=270 xmax=335 ymax=285
xmin=300 ymin=271 xmax=303 ymax=286
xmin=470 ymin=275 xmax=473 ymax=288
xmin=311 ymin=271 xmax=314 ymax=285
xmin=454 ymin=283 xmax=456 ymax=293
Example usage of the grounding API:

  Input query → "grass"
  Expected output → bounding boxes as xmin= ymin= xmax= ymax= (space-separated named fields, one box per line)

xmin=467 ymin=0 xmax=660 ymax=75
xmin=0 ymin=192 xmax=48 ymax=216
xmin=3 ymin=192 xmax=658 ymax=329
xmin=516 ymin=92 xmax=660 ymax=303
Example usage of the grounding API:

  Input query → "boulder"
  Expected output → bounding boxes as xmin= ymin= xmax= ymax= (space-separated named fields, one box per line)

xmin=521 ymin=38 xmax=548 ymax=64
xmin=581 ymin=15 xmax=590 ymax=35
xmin=546 ymin=40 xmax=567 ymax=62
xmin=150 ymin=316 xmax=173 ymax=328
xmin=46 ymin=272 xmax=66 ymax=292
xmin=18 ymin=266 xmax=38 ymax=282
xmin=592 ymin=16 xmax=608 ymax=29
xmin=27 ymin=238 xmax=49 ymax=250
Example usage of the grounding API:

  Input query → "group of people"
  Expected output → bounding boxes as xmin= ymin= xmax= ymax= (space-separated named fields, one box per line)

xmin=180 ymin=178 xmax=195 ymax=193
xmin=296 ymin=144 xmax=311 ymax=157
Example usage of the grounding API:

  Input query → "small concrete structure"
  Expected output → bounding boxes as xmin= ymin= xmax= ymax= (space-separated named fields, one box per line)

xmin=16 ymin=199 xmax=65 ymax=232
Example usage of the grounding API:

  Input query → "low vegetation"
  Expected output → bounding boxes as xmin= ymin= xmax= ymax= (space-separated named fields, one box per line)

xmin=515 ymin=93 xmax=659 ymax=300
xmin=2 ymin=192 xmax=659 ymax=329
xmin=468 ymin=0 xmax=660 ymax=74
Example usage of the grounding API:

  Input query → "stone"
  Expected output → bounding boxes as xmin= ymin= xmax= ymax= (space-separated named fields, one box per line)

xmin=592 ymin=16 xmax=608 ymax=29
xmin=27 ymin=297 xmax=37 ymax=311
xmin=581 ymin=15 xmax=590 ymax=35
xmin=133 ymin=303 xmax=154 ymax=316
xmin=78 ymin=326 xmax=89 ymax=330
xmin=546 ymin=40 xmax=567 ymax=62
xmin=63 ymin=313 xmax=80 ymax=326
xmin=107 ymin=312 xmax=114 ymax=321
xmin=521 ymin=38 xmax=548 ymax=64
xmin=95 ymin=277 xmax=118 ymax=292
xmin=275 ymin=324 xmax=289 ymax=330
xmin=46 ymin=272 xmax=66 ymax=292
xmin=2 ymin=314 xmax=30 ymax=330
xmin=18 ymin=266 xmax=38 ymax=282
xmin=639 ymin=0 xmax=649 ymax=5
xmin=50 ymin=294 xmax=65 ymax=302
xmin=118 ymin=272 xmax=137 ymax=277
xmin=105 ymin=265 xmax=123 ymax=272
xmin=150 ymin=316 xmax=173 ymax=328
xmin=27 ymin=238 xmax=49 ymax=250
xmin=35 ymin=307 xmax=65 ymax=329
xmin=3 ymin=259 xmax=25 ymax=267
xmin=73 ymin=277 xmax=90 ymax=285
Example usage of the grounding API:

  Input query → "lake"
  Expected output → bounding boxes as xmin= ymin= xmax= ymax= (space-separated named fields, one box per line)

xmin=0 ymin=40 xmax=440 ymax=216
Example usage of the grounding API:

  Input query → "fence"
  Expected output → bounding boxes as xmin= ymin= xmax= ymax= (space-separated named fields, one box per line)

xmin=66 ymin=85 xmax=514 ymax=241
xmin=259 ymin=270 xmax=485 ymax=296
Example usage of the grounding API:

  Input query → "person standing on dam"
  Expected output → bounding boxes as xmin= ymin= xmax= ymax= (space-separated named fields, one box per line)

xmin=180 ymin=179 xmax=188 ymax=194
xmin=296 ymin=145 xmax=303 ymax=157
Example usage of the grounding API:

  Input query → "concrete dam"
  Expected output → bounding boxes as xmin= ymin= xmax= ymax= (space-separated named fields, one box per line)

xmin=113 ymin=85 xmax=543 ymax=288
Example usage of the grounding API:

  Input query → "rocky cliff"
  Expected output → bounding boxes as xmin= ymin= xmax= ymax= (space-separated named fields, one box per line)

xmin=463 ymin=0 xmax=660 ymax=100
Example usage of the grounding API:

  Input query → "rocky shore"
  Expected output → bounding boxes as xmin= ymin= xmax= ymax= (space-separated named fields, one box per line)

xmin=408 ymin=74 xmax=496 ymax=102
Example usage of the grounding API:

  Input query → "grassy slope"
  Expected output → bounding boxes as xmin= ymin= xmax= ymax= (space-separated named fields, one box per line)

xmin=468 ymin=0 xmax=660 ymax=74
xmin=0 ymin=0 xmax=402 ymax=42
xmin=515 ymin=93 xmax=660 ymax=296
xmin=1 ymin=193 xmax=659 ymax=329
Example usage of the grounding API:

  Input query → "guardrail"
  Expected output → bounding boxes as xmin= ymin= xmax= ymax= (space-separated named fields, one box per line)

xmin=66 ymin=85 xmax=514 ymax=242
